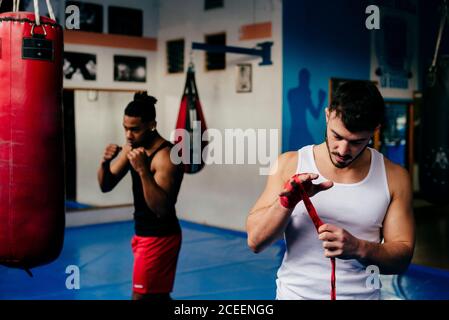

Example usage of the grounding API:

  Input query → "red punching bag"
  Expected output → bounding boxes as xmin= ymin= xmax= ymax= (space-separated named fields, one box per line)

xmin=0 ymin=1 xmax=65 ymax=270
xmin=175 ymin=65 xmax=208 ymax=174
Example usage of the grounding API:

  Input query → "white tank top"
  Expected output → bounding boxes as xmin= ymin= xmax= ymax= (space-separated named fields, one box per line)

xmin=276 ymin=145 xmax=390 ymax=300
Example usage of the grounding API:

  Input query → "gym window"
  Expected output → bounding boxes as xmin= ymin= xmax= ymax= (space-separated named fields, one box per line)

xmin=166 ymin=39 xmax=185 ymax=74
xmin=205 ymin=0 xmax=224 ymax=10
xmin=205 ymin=33 xmax=226 ymax=71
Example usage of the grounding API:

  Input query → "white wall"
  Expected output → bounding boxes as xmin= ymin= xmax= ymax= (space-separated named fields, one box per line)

xmin=71 ymin=0 xmax=283 ymax=232
xmin=156 ymin=0 xmax=283 ymax=231
xmin=61 ymin=0 xmax=159 ymax=91
xmin=63 ymin=44 xmax=157 ymax=91
xmin=74 ymin=91 xmax=135 ymax=206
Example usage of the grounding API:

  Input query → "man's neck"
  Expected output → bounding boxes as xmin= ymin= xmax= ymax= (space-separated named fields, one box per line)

xmin=315 ymin=142 xmax=370 ymax=174
xmin=143 ymin=132 xmax=164 ymax=152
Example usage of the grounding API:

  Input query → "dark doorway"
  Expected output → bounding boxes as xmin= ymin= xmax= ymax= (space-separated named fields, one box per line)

xmin=63 ymin=90 xmax=77 ymax=201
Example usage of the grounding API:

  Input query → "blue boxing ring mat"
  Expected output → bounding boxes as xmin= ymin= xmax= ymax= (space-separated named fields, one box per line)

xmin=1 ymin=214 xmax=449 ymax=300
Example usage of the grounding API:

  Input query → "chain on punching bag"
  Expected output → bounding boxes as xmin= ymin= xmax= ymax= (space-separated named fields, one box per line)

xmin=0 ymin=0 xmax=65 ymax=270
xmin=419 ymin=56 xmax=449 ymax=204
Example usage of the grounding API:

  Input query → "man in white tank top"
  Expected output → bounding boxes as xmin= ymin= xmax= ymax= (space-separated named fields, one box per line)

xmin=247 ymin=81 xmax=415 ymax=300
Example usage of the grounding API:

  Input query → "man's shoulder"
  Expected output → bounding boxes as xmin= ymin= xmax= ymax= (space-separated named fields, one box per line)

xmin=279 ymin=150 xmax=298 ymax=161
xmin=276 ymin=151 xmax=299 ymax=179
xmin=383 ymin=156 xmax=412 ymax=194
xmin=383 ymin=157 xmax=410 ymax=179
xmin=151 ymin=142 xmax=177 ymax=169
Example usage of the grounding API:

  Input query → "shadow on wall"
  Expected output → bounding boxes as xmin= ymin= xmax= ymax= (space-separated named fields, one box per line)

xmin=287 ymin=68 xmax=326 ymax=150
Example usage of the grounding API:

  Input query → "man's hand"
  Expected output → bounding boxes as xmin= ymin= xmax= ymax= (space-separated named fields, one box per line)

xmin=279 ymin=173 xmax=333 ymax=209
xmin=127 ymin=148 xmax=148 ymax=175
xmin=102 ymin=144 xmax=122 ymax=164
xmin=318 ymin=224 xmax=361 ymax=259
xmin=121 ymin=143 xmax=132 ymax=156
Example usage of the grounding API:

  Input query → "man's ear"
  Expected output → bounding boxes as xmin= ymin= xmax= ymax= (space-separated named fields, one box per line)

xmin=151 ymin=121 xmax=157 ymax=131
xmin=325 ymin=108 xmax=330 ymax=124
xmin=373 ymin=124 xmax=381 ymax=137
xmin=369 ymin=125 xmax=381 ymax=141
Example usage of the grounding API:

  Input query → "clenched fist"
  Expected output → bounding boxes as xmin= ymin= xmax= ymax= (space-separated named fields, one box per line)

xmin=127 ymin=147 xmax=148 ymax=175
xmin=102 ymin=144 xmax=122 ymax=164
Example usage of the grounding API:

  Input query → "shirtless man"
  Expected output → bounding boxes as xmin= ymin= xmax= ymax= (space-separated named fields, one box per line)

xmin=98 ymin=92 xmax=184 ymax=301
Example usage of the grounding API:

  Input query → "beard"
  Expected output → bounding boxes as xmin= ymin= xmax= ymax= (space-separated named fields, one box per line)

xmin=324 ymin=131 xmax=369 ymax=169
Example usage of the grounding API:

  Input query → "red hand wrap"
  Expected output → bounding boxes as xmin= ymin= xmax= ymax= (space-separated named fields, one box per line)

xmin=279 ymin=174 xmax=337 ymax=300
xmin=296 ymin=181 xmax=336 ymax=300
xmin=279 ymin=174 xmax=303 ymax=209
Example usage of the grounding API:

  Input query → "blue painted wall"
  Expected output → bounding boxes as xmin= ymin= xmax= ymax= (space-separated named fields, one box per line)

xmin=282 ymin=0 xmax=372 ymax=152
xmin=282 ymin=0 xmax=449 ymax=152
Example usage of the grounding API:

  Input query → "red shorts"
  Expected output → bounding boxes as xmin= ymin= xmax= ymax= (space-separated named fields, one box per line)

xmin=131 ymin=233 xmax=182 ymax=294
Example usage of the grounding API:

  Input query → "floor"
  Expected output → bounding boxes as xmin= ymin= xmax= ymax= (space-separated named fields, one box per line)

xmin=412 ymin=199 xmax=449 ymax=270
xmin=1 ymin=216 xmax=449 ymax=300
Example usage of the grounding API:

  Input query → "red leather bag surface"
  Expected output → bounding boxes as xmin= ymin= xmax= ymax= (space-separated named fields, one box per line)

xmin=0 ymin=12 xmax=64 ymax=269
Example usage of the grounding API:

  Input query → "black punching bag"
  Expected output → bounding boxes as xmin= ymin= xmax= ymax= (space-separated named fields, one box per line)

xmin=419 ymin=56 xmax=449 ymax=204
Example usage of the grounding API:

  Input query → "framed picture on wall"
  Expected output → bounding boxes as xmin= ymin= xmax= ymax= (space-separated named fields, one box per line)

xmin=65 ymin=1 xmax=103 ymax=33
xmin=114 ymin=55 xmax=147 ymax=83
xmin=236 ymin=64 xmax=252 ymax=93
xmin=63 ymin=52 xmax=97 ymax=81
xmin=108 ymin=6 xmax=143 ymax=37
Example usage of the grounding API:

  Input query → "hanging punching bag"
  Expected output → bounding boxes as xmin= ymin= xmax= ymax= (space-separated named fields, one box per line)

xmin=0 ymin=0 xmax=65 ymax=270
xmin=175 ymin=65 xmax=208 ymax=174
xmin=419 ymin=56 xmax=449 ymax=204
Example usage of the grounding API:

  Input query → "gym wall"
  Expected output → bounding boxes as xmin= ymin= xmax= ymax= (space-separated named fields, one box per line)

xmin=282 ymin=0 xmax=419 ymax=152
xmin=74 ymin=91 xmax=135 ymax=206
xmin=60 ymin=0 xmax=159 ymax=207
xmin=64 ymin=0 xmax=282 ymax=232
xmin=155 ymin=0 xmax=283 ymax=231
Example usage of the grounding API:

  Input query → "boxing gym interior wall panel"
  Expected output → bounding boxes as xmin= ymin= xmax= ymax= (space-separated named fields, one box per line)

xmin=64 ymin=30 xmax=158 ymax=51
xmin=368 ymin=1 xmax=419 ymax=99
xmin=74 ymin=90 xmax=135 ymax=207
xmin=63 ymin=43 xmax=156 ymax=91
xmin=282 ymin=0 xmax=420 ymax=153
xmin=239 ymin=22 xmax=272 ymax=41
xmin=60 ymin=0 xmax=159 ymax=91
xmin=56 ymin=0 xmax=159 ymax=38
xmin=60 ymin=0 xmax=159 ymax=206
xmin=283 ymin=0 xmax=371 ymax=152
xmin=155 ymin=0 xmax=282 ymax=231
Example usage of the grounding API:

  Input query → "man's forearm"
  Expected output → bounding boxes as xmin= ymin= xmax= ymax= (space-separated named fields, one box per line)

xmin=357 ymin=240 xmax=413 ymax=274
xmin=139 ymin=172 xmax=173 ymax=218
xmin=98 ymin=162 xmax=114 ymax=192
xmin=247 ymin=200 xmax=293 ymax=253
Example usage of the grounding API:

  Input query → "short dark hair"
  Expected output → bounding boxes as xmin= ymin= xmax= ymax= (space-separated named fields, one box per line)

xmin=329 ymin=81 xmax=385 ymax=132
xmin=124 ymin=92 xmax=157 ymax=122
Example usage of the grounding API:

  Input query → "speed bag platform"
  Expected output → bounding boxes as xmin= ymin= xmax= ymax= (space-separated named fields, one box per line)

xmin=0 ymin=12 xmax=65 ymax=269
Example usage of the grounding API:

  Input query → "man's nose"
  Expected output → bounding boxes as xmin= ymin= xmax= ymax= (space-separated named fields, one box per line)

xmin=337 ymin=141 xmax=350 ymax=156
